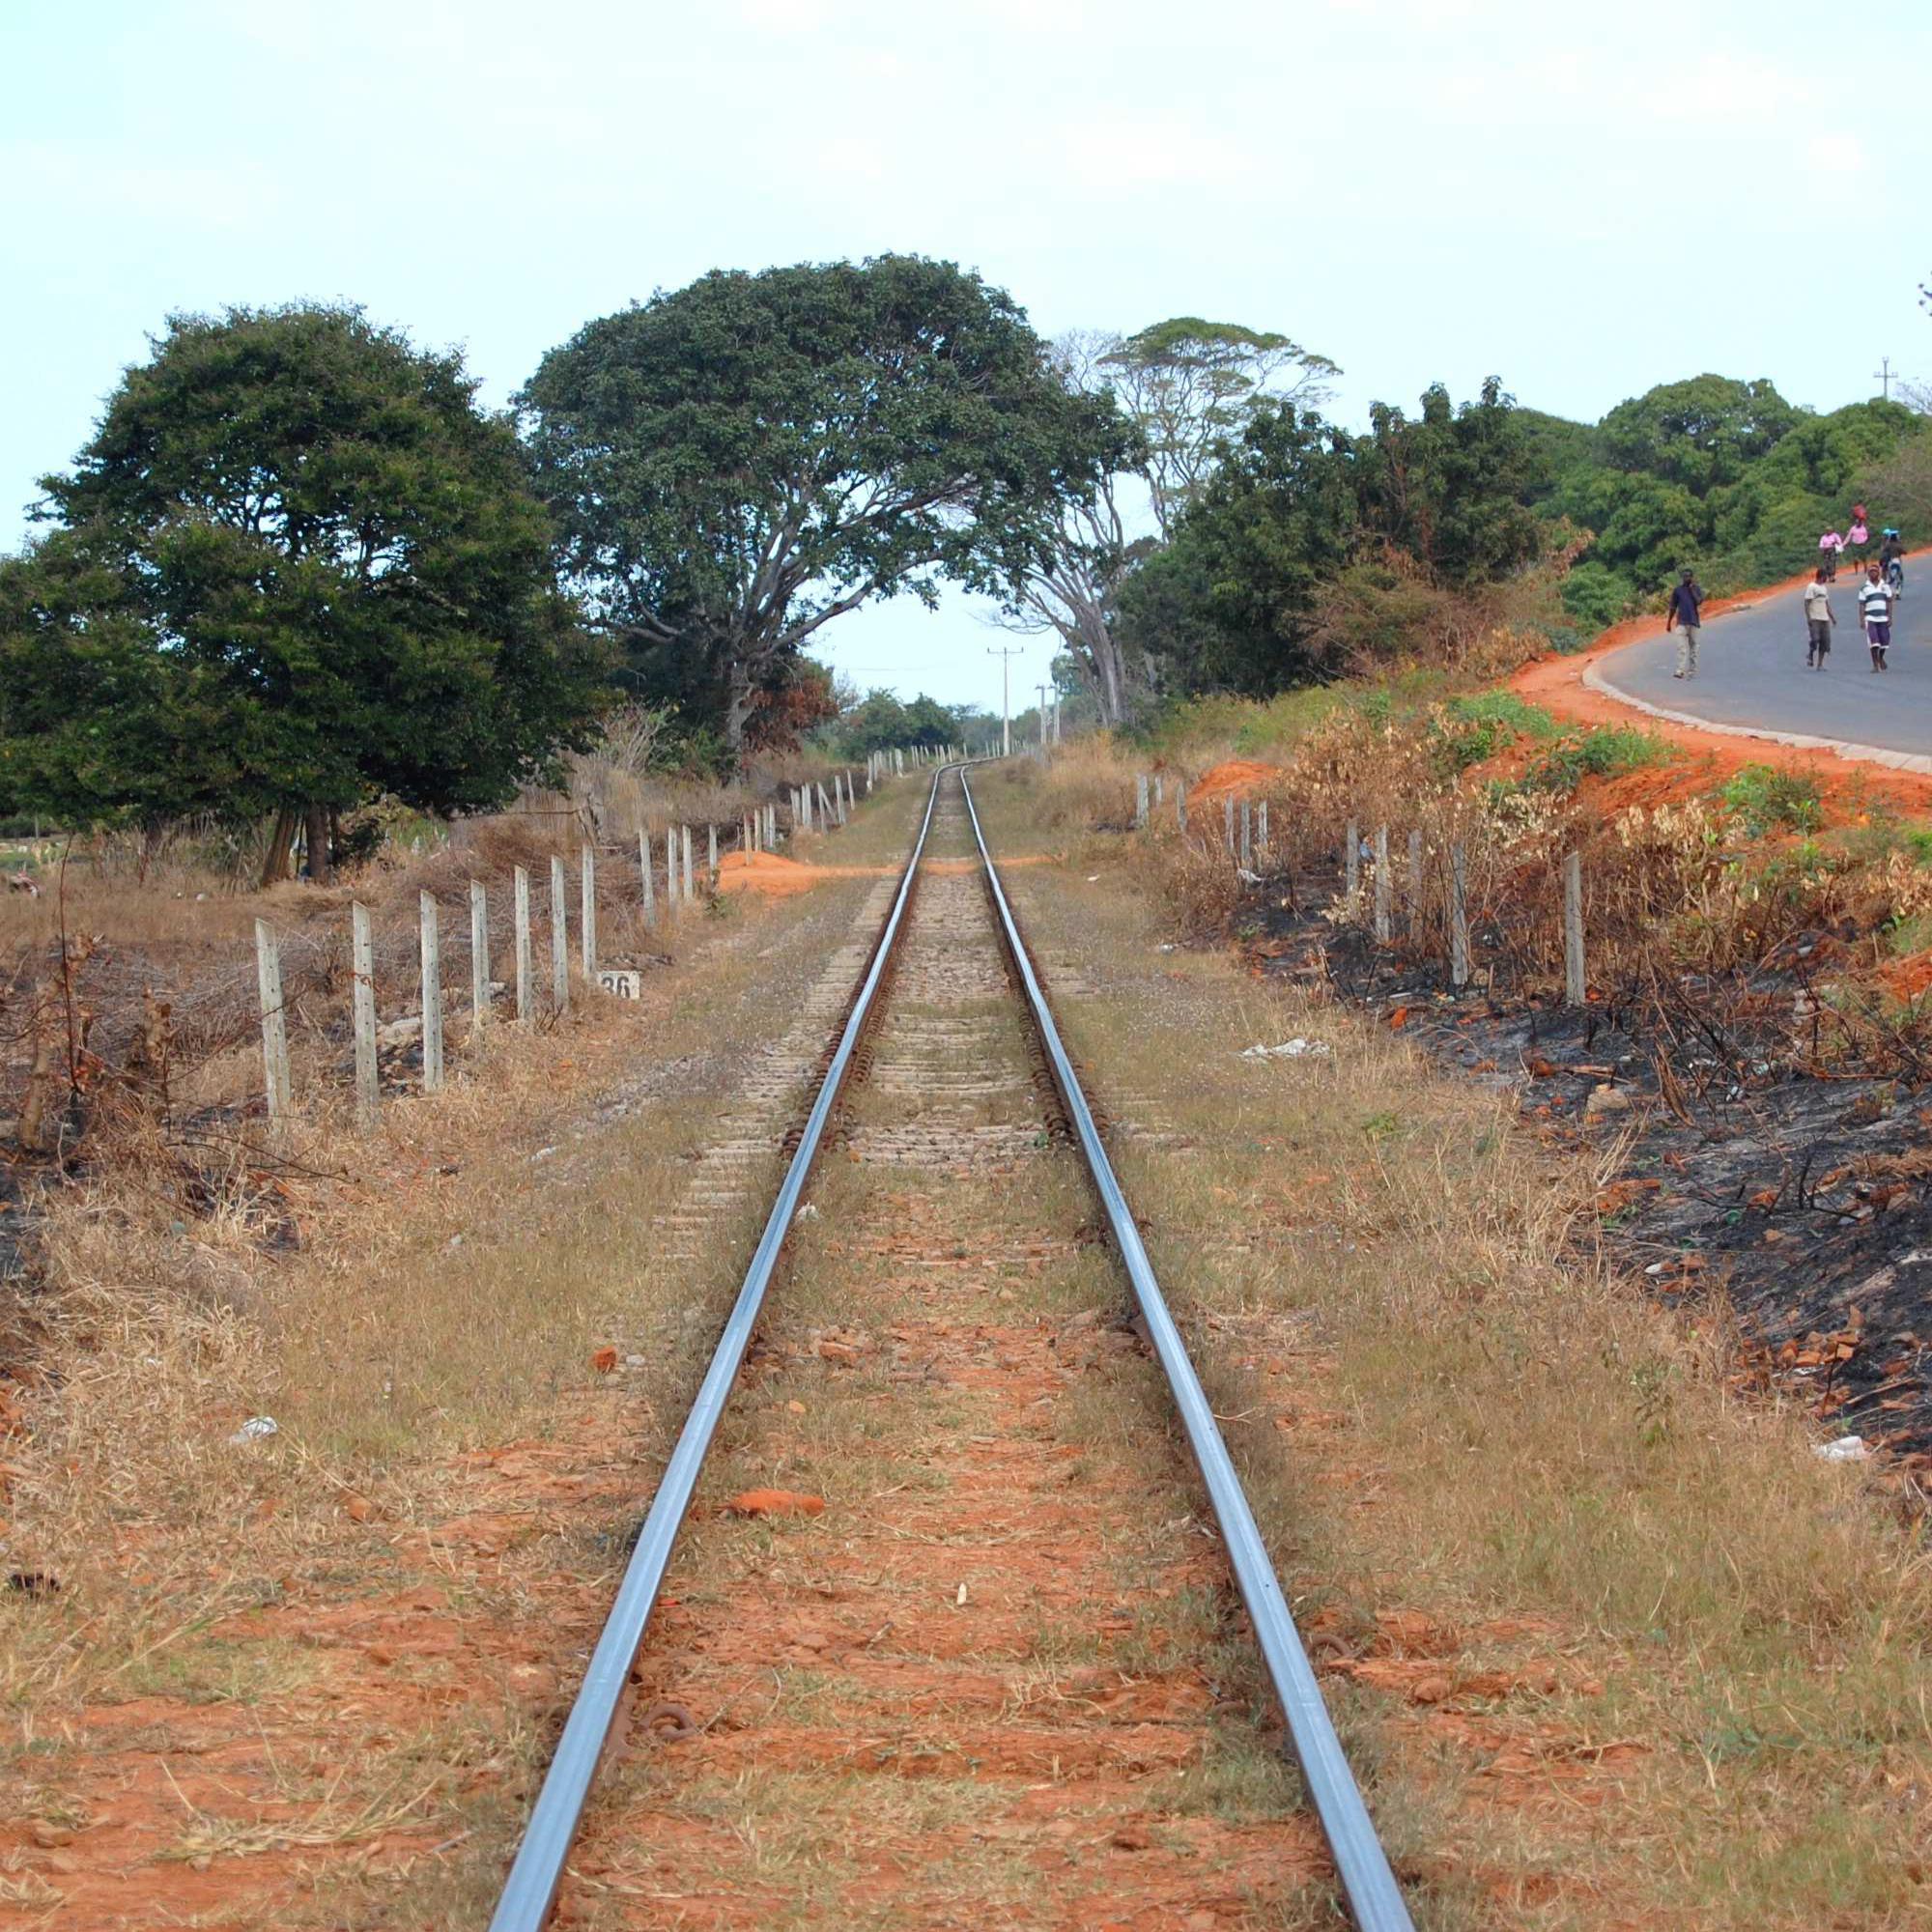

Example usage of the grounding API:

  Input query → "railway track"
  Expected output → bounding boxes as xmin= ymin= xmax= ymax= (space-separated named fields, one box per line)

xmin=490 ymin=767 xmax=1413 ymax=1932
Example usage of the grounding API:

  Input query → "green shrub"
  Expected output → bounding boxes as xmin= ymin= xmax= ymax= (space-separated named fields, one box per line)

xmin=1433 ymin=692 xmax=1559 ymax=773
xmin=1530 ymin=726 xmax=1663 ymax=791
xmin=1720 ymin=764 xmax=1823 ymax=835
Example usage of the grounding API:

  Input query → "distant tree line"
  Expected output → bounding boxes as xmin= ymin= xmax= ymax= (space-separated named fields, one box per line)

xmin=5 ymin=261 xmax=1927 ymax=867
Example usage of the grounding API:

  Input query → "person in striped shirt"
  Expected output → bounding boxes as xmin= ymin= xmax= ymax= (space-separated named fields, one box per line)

xmin=1859 ymin=562 xmax=1895 ymax=670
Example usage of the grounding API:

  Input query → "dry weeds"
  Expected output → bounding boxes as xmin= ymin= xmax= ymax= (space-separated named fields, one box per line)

xmin=979 ymin=766 xmax=1932 ymax=1928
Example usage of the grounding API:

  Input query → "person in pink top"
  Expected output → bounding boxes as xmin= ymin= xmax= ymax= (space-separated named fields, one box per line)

xmin=1847 ymin=513 xmax=1871 ymax=567
xmin=1819 ymin=529 xmax=1845 ymax=582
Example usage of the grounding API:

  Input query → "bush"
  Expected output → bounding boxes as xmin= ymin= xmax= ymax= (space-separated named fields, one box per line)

xmin=1529 ymin=725 xmax=1663 ymax=791
xmin=1434 ymin=692 xmax=1558 ymax=772
xmin=1720 ymin=763 xmax=1824 ymax=835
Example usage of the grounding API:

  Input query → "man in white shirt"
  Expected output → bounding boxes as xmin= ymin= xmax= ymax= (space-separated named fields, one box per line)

xmin=1803 ymin=566 xmax=1834 ymax=668
xmin=1858 ymin=561 xmax=1895 ymax=671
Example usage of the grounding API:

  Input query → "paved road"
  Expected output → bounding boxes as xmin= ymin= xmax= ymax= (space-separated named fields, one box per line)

xmin=1595 ymin=563 xmax=1932 ymax=764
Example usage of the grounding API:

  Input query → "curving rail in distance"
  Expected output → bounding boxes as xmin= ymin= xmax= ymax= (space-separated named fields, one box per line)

xmin=488 ymin=764 xmax=1414 ymax=1932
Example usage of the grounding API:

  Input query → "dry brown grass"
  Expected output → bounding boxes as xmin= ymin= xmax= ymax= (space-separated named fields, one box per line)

xmin=979 ymin=767 xmax=1932 ymax=1928
xmin=0 ymin=777 xmax=931 ymax=1925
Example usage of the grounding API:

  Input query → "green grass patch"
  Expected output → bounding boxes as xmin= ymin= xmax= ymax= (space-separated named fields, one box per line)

xmin=1720 ymin=764 xmax=1824 ymax=835
xmin=1529 ymin=725 xmax=1664 ymax=791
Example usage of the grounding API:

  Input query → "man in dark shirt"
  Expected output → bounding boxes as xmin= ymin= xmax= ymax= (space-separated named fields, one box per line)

xmin=1665 ymin=568 xmax=1704 ymax=678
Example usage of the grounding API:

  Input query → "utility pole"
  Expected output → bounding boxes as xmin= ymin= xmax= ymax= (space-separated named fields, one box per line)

xmin=1875 ymin=355 xmax=1895 ymax=401
xmin=987 ymin=644 xmax=1022 ymax=757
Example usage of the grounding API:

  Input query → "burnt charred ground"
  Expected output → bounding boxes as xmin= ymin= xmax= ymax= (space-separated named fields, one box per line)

xmin=1243 ymin=857 xmax=1932 ymax=1472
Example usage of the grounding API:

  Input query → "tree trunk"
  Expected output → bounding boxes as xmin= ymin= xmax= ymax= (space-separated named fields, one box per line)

xmin=260 ymin=806 xmax=299 ymax=888
xmin=724 ymin=661 xmax=754 ymax=769
xmin=304 ymin=801 xmax=333 ymax=885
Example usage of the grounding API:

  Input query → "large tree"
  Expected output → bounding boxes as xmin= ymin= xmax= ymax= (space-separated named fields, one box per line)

xmin=997 ymin=320 xmax=1335 ymax=725
xmin=517 ymin=255 xmax=1128 ymax=761
xmin=1118 ymin=380 xmax=1543 ymax=697
xmin=0 ymin=304 xmax=604 ymax=878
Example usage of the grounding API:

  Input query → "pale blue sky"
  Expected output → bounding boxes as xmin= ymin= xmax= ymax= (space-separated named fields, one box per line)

xmin=6 ymin=0 xmax=1928 ymax=712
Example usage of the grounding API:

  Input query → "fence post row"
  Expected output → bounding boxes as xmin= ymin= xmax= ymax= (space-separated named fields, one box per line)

xmin=254 ymin=919 xmax=292 ymax=1122
xmin=419 ymin=892 xmax=444 ymax=1094
xmin=352 ymin=902 xmax=378 ymax=1125
xmin=515 ymin=865 xmax=533 ymax=1020
xmin=550 ymin=854 xmax=570 ymax=1011
xmin=1564 ymin=850 xmax=1586 ymax=1008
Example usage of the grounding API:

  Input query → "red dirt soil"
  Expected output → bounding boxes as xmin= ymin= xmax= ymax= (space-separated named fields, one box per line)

xmin=1188 ymin=760 xmax=1280 ymax=804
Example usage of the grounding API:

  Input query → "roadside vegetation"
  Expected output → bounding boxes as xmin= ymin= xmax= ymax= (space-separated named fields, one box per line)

xmin=976 ymin=763 xmax=1932 ymax=1926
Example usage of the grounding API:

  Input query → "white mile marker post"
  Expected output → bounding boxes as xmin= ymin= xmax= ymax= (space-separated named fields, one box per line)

xmin=352 ymin=901 xmax=378 ymax=1127
xmin=419 ymin=891 xmax=444 ymax=1094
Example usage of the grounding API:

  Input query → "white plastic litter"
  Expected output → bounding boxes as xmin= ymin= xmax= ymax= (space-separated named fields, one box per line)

xmin=1239 ymin=1038 xmax=1332 ymax=1061
xmin=796 ymin=1203 xmax=820 ymax=1220
xmin=229 ymin=1415 xmax=278 ymax=1444
xmin=1814 ymin=1435 xmax=1869 ymax=1462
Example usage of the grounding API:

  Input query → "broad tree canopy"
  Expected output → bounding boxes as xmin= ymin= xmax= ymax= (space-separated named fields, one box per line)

xmin=0 ymin=304 xmax=603 ymax=871
xmin=518 ymin=255 xmax=1129 ymax=759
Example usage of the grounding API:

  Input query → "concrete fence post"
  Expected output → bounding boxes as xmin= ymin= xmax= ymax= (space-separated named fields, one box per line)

xmin=1374 ymin=826 xmax=1391 ymax=944
xmin=681 ymin=824 xmax=694 ymax=900
xmin=1257 ymin=798 xmax=1268 ymax=855
xmin=1176 ymin=780 xmax=1187 ymax=833
xmin=1223 ymin=793 xmax=1236 ymax=855
xmin=550 ymin=854 xmax=570 ymax=1011
xmin=1564 ymin=851 xmax=1586 ymax=1007
xmin=1135 ymin=773 xmax=1149 ymax=830
xmin=254 ymin=919 xmax=292 ymax=1123
xmin=469 ymin=878 xmax=489 ymax=1027
xmin=581 ymin=846 xmax=597 ymax=978
xmin=1407 ymin=830 xmax=1424 ymax=935
xmin=1450 ymin=844 xmax=1470 ymax=989
xmin=1153 ymin=774 xmax=1165 ymax=809
xmin=1240 ymin=799 xmax=1253 ymax=869
xmin=351 ymin=902 xmax=378 ymax=1126
xmin=514 ymin=866 xmax=533 ymax=1020
xmin=707 ymin=822 xmax=718 ymax=879
xmin=1345 ymin=818 xmax=1360 ymax=900
xmin=419 ymin=891 xmax=444 ymax=1094
xmin=639 ymin=831 xmax=657 ymax=928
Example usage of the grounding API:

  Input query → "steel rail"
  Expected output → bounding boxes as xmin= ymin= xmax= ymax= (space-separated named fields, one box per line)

xmin=488 ymin=770 xmax=947 ymax=1932
xmin=958 ymin=769 xmax=1416 ymax=1932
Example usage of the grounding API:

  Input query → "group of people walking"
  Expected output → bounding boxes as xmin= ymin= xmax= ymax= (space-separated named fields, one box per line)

xmin=1661 ymin=514 xmax=1907 ymax=679
xmin=1804 ymin=557 xmax=1901 ymax=671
